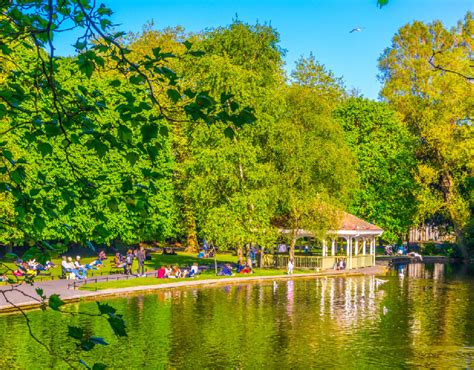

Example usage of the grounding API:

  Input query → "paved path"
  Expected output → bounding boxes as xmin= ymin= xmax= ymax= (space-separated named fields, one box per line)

xmin=0 ymin=265 xmax=386 ymax=313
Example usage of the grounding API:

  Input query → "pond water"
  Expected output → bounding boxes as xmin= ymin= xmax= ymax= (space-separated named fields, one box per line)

xmin=1 ymin=263 xmax=473 ymax=369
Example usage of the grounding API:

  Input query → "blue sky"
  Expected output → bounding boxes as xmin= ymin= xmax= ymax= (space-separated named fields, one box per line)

xmin=57 ymin=0 xmax=473 ymax=99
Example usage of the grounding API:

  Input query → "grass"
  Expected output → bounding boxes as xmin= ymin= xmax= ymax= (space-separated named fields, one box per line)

xmin=80 ymin=267 xmax=308 ymax=291
xmin=0 ymin=251 xmax=238 ymax=284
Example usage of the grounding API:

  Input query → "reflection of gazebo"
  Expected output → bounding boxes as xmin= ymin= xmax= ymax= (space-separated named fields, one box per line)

xmin=275 ymin=212 xmax=383 ymax=270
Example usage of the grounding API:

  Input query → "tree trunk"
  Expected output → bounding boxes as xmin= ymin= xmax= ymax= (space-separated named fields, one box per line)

xmin=454 ymin=226 xmax=469 ymax=263
xmin=246 ymin=243 xmax=252 ymax=267
xmin=289 ymin=237 xmax=296 ymax=260
xmin=237 ymin=245 xmax=243 ymax=265
xmin=184 ymin=204 xmax=198 ymax=253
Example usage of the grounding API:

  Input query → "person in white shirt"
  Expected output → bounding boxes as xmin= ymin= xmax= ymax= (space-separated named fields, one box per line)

xmin=287 ymin=258 xmax=294 ymax=275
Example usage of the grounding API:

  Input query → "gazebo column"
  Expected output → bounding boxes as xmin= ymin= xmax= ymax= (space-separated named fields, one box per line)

xmin=331 ymin=239 xmax=335 ymax=256
xmin=346 ymin=237 xmax=352 ymax=269
xmin=370 ymin=237 xmax=375 ymax=265
xmin=322 ymin=239 xmax=327 ymax=257
xmin=363 ymin=238 xmax=367 ymax=255
xmin=354 ymin=238 xmax=359 ymax=256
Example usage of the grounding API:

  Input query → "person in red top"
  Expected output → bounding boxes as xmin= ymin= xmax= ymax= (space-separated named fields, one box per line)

xmin=241 ymin=264 xmax=253 ymax=274
xmin=156 ymin=266 xmax=167 ymax=278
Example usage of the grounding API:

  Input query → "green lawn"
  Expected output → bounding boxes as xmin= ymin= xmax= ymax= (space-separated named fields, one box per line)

xmin=80 ymin=267 xmax=307 ymax=291
xmin=0 ymin=252 xmax=238 ymax=283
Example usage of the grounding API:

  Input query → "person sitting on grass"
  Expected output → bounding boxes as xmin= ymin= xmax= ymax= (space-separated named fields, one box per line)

xmin=0 ymin=274 xmax=8 ymax=282
xmin=165 ymin=265 xmax=172 ymax=278
xmin=156 ymin=266 xmax=167 ymax=278
xmin=240 ymin=264 xmax=253 ymax=274
xmin=188 ymin=263 xmax=199 ymax=278
xmin=13 ymin=262 xmax=35 ymax=278
xmin=66 ymin=257 xmax=85 ymax=280
xmin=114 ymin=252 xmax=126 ymax=271
xmin=98 ymin=250 xmax=107 ymax=261
xmin=218 ymin=264 xmax=233 ymax=276
xmin=61 ymin=256 xmax=71 ymax=278
xmin=197 ymin=250 xmax=205 ymax=258
xmin=170 ymin=266 xmax=182 ymax=278
xmin=74 ymin=256 xmax=89 ymax=277
xmin=236 ymin=261 xmax=245 ymax=273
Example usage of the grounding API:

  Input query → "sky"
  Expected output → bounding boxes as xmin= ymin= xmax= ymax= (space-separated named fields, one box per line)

xmin=57 ymin=0 xmax=473 ymax=99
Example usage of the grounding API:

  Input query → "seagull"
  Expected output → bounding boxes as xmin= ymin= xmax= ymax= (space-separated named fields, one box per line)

xmin=349 ymin=27 xmax=364 ymax=33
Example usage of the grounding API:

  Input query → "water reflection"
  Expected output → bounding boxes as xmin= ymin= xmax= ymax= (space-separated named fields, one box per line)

xmin=0 ymin=264 xmax=473 ymax=369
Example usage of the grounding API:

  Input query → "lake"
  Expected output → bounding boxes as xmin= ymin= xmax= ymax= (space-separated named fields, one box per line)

xmin=0 ymin=263 xmax=473 ymax=369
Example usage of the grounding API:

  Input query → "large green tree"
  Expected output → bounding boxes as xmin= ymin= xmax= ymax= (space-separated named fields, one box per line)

xmin=379 ymin=12 xmax=473 ymax=258
xmin=334 ymin=98 xmax=418 ymax=242
xmin=271 ymin=56 xmax=355 ymax=258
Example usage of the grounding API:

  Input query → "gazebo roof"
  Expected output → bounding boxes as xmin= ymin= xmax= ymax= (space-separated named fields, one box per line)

xmin=278 ymin=211 xmax=383 ymax=238
xmin=338 ymin=212 xmax=383 ymax=232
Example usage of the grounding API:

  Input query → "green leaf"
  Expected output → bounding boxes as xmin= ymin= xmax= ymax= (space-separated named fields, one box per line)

xmin=48 ymin=294 xmax=65 ymax=311
xmin=90 ymin=337 xmax=108 ymax=346
xmin=92 ymin=363 xmax=107 ymax=370
xmin=224 ymin=127 xmax=235 ymax=139
xmin=189 ymin=50 xmax=205 ymax=57
xmin=166 ymin=89 xmax=181 ymax=103
xmin=140 ymin=124 xmax=158 ymax=142
xmin=125 ymin=152 xmax=139 ymax=166
xmin=78 ymin=57 xmax=94 ymax=78
xmin=107 ymin=314 xmax=127 ymax=337
xmin=81 ymin=339 xmax=95 ymax=351
xmin=97 ymin=302 xmax=116 ymax=315
xmin=36 ymin=288 xmax=45 ymax=299
xmin=109 ymin=79 xmax=121 ymax=87
xmin=10 ymin=167 xmax=25 ymax=184
xmin=33 ymin=216 xmax=46 ymax=232
xmin=68 ymin=326 xmax=84 ymax=340
xmin=152 ymin=47 xmax=162 ymax=58
xmin=118 ymin=125 xmax=133 ymax=144
xmin=129 ymin=75 xmax=145 ymax=85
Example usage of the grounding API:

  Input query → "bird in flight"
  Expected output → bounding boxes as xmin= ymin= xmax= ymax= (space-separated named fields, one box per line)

xmin=349 ymin=27 xmax=364 ymax=33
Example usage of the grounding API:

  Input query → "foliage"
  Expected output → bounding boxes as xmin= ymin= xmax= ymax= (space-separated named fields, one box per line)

xmin=334 ymin=98 xmax=418 ymax=242
xmin=272 ymin=57 xmax=356 ymax=255
xmin=378 ymin=12 xmax=474 ymax=258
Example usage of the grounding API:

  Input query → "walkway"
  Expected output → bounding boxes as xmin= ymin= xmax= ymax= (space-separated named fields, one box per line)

xmin=0 ymin=265 xmax=386 ymax=313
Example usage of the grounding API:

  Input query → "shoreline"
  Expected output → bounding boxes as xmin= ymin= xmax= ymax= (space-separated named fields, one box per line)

xmin=0 ymin=265 xmax=387 ymax=314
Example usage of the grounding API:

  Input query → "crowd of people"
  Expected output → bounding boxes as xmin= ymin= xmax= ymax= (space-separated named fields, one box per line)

xmin=12 ymin=259 xmax=56 ymax=278
xmin=156 ymin=263 xmax=199 ymax=278
xmin=217 ymin=262 xmax=253 ymax=276
xmin=112 ymin=246 xmax=147 ymax=276
xmin=61 ymin=254 xmax=104 ymax=280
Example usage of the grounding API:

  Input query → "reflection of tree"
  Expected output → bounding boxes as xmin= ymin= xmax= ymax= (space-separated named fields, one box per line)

xmin=0 ymin=269 xmax=473 ymax=368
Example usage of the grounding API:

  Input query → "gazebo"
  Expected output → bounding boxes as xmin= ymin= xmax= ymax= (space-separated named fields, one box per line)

xmin=272 ymin=212 xmax=383 ymax=270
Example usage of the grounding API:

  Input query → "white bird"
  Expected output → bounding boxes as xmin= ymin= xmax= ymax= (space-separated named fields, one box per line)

xmin=375 ymin=278 xmax=388 ymax=287
xmin=382 ymin=306 xmax=389 ymax=315
xmin=349 ymin=27 xmax=364 ymax=33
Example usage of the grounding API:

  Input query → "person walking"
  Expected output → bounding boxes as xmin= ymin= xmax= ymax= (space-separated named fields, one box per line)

xmin=287 ymin=258 xmax=294 ymax=275
xmin=136 ymin=246 xmax=146 ymax=277
xmin=125 ymin=249 xmax=134 ymax=275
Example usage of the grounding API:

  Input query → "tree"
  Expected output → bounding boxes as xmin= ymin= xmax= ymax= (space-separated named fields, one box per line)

xmin=271 ymin=56 xmax=355 ymax=258
xmin=334 ymin=98 xmax=418 ymax=242
xmin=0 ymin=1 xmax=257 ymax=366
xmin=379 ymin=12 xmax=474 ymax=258
xmin=181 ymin=22 xmax=285 ymax=258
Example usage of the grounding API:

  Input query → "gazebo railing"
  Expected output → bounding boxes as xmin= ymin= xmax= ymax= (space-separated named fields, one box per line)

xmin=261 ymin=254 xmax=373 ymax=270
